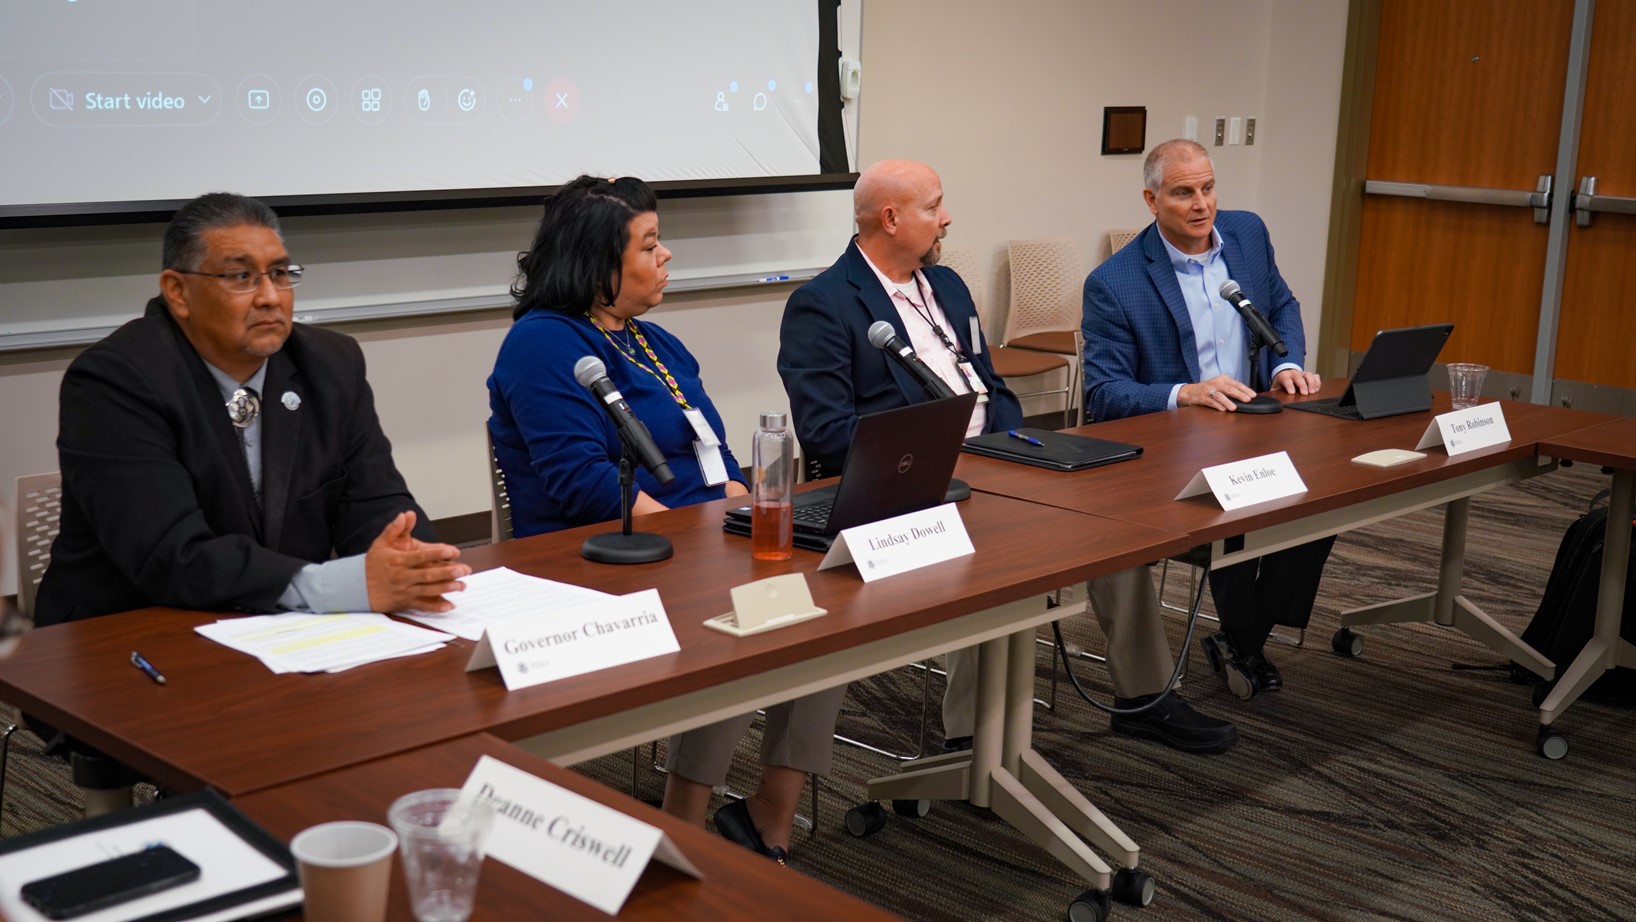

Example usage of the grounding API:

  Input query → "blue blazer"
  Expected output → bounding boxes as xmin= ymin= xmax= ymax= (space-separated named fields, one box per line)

xmin=778 ymin=239 xmax=1023 ymax=473
xmin=1081 ymin=211 xmax=1306 ymax=421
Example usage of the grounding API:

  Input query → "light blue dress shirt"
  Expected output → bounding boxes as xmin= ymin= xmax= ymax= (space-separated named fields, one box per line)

xmin=203 ymin=361 xmax=369 ymax=613
xmin=1156 ymin=226 xmax=1300 ymax=410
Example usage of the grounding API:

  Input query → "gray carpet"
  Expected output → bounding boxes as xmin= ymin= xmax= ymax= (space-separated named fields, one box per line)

xmin=4 ymin=463 xmax=1633 ymax=921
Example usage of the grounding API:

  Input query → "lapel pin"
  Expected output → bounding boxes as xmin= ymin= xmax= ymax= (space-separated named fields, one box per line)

xmin=282 ymin=391 xmax=301 ymax=411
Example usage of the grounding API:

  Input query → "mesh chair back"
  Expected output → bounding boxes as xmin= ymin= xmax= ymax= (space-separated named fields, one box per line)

xmin=935 ymin=243 xmax=987 ymax=326
xmin=15 ymin=472 xmax=62 ymax=618
xmin=1004 ymin=237 xmax=1084 ymax=343
xmin=1108 ymin=227 xmax=1144 ymax=256
xmin=486 ymin=432 xmax=514 ymax=543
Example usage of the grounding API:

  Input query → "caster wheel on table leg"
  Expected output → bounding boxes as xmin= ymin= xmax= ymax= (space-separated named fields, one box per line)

xmin=892 ymin=799 xmax=931 ymax=818
xmin=1111 ymin=868 xmax=1155 ymax=907
xmin=1537 ymin=725 xmax=1568 ymax=760
xmin=1331 ymin=627 xmax=1363 ymax=657
xmin=845 ymin=801 xmax=888 ymax=837
xmin=1067 ymin=889 xmax=1111 ymax=922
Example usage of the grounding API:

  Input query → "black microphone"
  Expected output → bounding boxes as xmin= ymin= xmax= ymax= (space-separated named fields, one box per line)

xmin=1218 ymin=280 xmax=1288 ymax=357
xmin=573 ymin=356 xmax=675 ymax=486
xmin=867 ymin=320 xmax=957 ymax=400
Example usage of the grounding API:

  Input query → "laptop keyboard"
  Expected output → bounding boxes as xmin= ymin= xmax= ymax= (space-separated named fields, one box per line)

xmin=1289 ymin=399 xmax=1363 ymax=421
xmin=792 ymin=501 xmax=834 ymax=528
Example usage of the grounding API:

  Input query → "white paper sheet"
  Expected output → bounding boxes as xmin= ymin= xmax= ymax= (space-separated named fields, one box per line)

xmin=402 ymin=567 xmax=614 ymax=641
xmin=194 ymin=612 xmax=454 ymax=673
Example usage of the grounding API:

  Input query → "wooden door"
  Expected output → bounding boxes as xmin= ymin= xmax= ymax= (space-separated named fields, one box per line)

xmin=1351 ymin=0 xmax=1574 ymax=373
xmin=1553 ymin=0 xmax=1636 ymax=391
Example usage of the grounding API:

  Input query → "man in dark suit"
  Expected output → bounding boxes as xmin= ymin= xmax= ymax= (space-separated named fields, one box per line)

xmin=36 ymin=192 xmax=468 ymax=627
xmin=779 ymin=160 xmax=1236 ymax=754
xmin=1083 ymin=138 xmax=1335 ymax=697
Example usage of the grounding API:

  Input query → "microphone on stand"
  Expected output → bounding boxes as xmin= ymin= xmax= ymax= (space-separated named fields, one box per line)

xmin=868 ymin=321 xmax=957 ymax=400
xmin=574 ymin=356 xmax=675 ymax=485
xmin=1216 ymin=280 xmax=1285 ymax=415
xmin=573 ymin=356 xmax=675 ymax=564
xmin=1218 ymin=280 xmax=1288 ymax=357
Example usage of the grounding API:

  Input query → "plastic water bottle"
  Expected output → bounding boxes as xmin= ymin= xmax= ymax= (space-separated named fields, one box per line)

xmin=751 ymin=411 xmax=794 ymax=560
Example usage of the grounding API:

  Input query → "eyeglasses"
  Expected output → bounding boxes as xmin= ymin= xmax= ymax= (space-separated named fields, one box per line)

xmin=176 ymin=264 xmax=304 ymax=293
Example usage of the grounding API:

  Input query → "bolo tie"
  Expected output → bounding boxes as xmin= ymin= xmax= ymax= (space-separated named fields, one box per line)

xmin=227 ymin=386 xmax=262 ymax=510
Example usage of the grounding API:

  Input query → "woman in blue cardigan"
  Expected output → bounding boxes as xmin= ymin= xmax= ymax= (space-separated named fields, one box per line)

xmin=488 ymin=176 xmax=844 ymax=863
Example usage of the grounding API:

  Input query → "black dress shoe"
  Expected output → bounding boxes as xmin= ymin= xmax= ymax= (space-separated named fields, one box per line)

xmin=1243 ymin=652 xmax=1282 ymax=692
xmin=1200 ymin=631 xmax=1257 ymax=699
xmin=712 ymin=798 xmax=788 ymax=864
xmin=1110 ymin=692 xmax=1238 ymax=754
xmin=942 ymin=735 xmax=973 ymax=753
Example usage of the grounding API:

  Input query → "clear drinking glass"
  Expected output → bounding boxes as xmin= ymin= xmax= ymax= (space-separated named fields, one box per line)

xmin=1446 ymin=362 xmax=1489 ymax=410
xmin=387 ymin=789 xmax=494 ymax=922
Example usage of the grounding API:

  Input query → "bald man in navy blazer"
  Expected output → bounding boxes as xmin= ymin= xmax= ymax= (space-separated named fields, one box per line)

xmin=1084 ymin=138 xmax=1335 ymax=700
xmin=780 ymin=160 xmax=1238 ymax=756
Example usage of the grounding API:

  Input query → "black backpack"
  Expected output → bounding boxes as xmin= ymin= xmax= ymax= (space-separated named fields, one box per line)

xmin=1513 ymin=487 xmax=1636 ymax=704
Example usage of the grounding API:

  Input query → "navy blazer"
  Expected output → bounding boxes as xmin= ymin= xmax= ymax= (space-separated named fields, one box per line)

xmin=778 ymin=239 xmax=1023 ymax=473
xmin=35 ymin=298 xmax=433 ymax=625
xmin=1081 ymin=211 xmax=1306 ymax=421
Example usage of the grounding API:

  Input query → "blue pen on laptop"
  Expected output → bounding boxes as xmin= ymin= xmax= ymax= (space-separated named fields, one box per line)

xmin=1008 ymin=429 xmax=1045 ymax=447
xmin=131 ymin=650 xmax=167 ymax=685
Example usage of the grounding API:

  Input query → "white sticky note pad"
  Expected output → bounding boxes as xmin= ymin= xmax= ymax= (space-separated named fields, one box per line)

xmin=1351 ymin=448 xmax=1426 ymax=468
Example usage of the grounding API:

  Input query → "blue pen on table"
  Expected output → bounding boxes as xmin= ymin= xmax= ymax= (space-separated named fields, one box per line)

xmin=131 ymin=650 xmax=167 ymax=685
xmin=757 ymin=274 xmax=791 ymax=283
xmin=1008 ymin=429 xmax=1045 ymax=447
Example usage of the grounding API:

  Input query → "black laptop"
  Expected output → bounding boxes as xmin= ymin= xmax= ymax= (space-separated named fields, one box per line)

xmin=1288 ymin=323 xmax=1454 ymax=420
xmin=724 ymin=392 xmax=980 ymax=551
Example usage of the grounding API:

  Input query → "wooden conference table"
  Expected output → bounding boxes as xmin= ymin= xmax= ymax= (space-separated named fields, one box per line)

xmin=234 ymin=733 xmax=902 ymax=921
xmin=954 ymin=381 xmax=1617 ymax=732
xmin=1535 ymin=415 xmax=1636 ymax=756
xmin=0 ymin=490 xmax=1190 ymax=907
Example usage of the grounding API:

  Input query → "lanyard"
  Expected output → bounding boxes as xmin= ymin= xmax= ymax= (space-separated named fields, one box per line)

xmin=587 ymin=313 xmax=693 ymax=410
xmin=894 ymin=274 xmax=963 ymax=359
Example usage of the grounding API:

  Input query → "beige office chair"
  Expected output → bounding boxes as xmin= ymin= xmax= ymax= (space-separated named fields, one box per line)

xmin=3 ymin=473 xmax=137 ymax=818
xmin=1108 ymin=226 xmax=1145 ymax=257
xmin=940 ymin=244 xmax=1075 ymax=429
xmin=1003 ymin=237 xmax=1087 ymax=426
xmin=486 ymin=431 xmax=514 ymax=544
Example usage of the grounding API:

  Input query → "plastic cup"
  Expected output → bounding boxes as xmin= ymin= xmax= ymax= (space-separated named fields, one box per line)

xmin=290 ymin=821 xmax=398 ymax=922
xmin=388 ymin=789 xmax=494 ymax=922
xmin=1447 ymin=363 xmax=1488 ymax=409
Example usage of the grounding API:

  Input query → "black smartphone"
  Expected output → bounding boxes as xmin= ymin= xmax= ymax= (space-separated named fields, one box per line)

xmin=19 ymin=845 xmax=201 ymax=920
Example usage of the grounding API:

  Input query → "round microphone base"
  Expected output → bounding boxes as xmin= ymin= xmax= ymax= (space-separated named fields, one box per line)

xmin=943 ymin=477 xmax=972 ymax=503
xmin=581 ymin=531 xmax=675 ymax=564
xmin=1232 ymin=395 xmax=1284 ymax=415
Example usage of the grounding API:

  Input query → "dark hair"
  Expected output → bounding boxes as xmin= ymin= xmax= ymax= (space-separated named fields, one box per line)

xmin=511 ymin=175 xmax=658 ymax=320
xmin=162 ymin=192 xmax=282 ymax=271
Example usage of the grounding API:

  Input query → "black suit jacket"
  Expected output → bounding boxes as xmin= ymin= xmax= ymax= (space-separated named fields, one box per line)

xmin=777 ymin=239 xmax=1023 ymax=473
xmin=34 ymin=298 xmax=433 ymax=625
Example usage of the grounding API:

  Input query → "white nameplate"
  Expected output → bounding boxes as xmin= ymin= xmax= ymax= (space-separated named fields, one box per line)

xmin=1175 ymin=450 xmax=1307 ymax=510
xmin=465 ymin=588 xmax=679 ymax=690
xmin=462 ymin=755 xmax=701 ymax=916
xmin=818 ymin=502 xmax=973 ymax=582
xmin=1416 ymin=403 xmax=1511 ymax=457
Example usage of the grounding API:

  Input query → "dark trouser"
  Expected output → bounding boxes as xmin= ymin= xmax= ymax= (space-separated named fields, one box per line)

xmin=1207 ymin=536 xmax=1338 ymax=657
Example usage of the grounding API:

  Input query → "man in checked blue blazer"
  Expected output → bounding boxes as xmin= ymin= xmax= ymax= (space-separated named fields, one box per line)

xmin=1084 ymin=138 xmax=1336 ymax=700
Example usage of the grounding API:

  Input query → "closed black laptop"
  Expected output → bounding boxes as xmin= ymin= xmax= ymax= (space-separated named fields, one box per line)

xmin=724 ymin=392 xmax=979 ymax=550
xmin=1288 ymin=322 xmax=1454 ymax=421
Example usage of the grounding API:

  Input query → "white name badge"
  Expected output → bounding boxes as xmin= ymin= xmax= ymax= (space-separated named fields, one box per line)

xmin=462 ymin=755 xmax=701 ymax=916
xmin=1416 ymin=403 xmax=1511 ymax=457
xmin=818 ymin=502 xmax=973 ymax=582
xmin=465 ymin=588 xmax=679 ymax=690
xmin=1176 ymin=450 xmax=1307 ymax=510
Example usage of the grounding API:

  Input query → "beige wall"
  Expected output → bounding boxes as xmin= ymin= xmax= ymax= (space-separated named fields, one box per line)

xmin=0 ymin=0 xmax=1349 ymax=596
